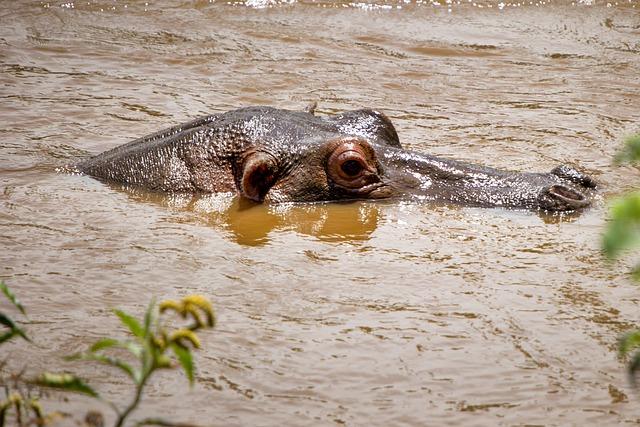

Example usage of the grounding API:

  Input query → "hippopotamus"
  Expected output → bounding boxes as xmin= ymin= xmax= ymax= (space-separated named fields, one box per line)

xmin=75 ymin=105 xmax=596 ymax=211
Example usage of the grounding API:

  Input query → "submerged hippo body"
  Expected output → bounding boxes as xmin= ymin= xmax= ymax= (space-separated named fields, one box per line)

xmin=76 ymin=106 xmax=596 ymax=211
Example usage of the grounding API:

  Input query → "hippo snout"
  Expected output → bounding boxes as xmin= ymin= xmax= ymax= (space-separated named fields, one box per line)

xmin=537 ymin=184 xmax=590 ymax=211
xmin=551 ymin=164 xmax=597 ymax=189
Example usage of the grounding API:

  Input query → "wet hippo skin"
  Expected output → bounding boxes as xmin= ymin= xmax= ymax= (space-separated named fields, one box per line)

xmin=75 ymin=105 xmax=596 ymax=212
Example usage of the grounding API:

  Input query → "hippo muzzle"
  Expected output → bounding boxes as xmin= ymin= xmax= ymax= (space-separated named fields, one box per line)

xmin=374 ymin=144 xmax=595 ymax=211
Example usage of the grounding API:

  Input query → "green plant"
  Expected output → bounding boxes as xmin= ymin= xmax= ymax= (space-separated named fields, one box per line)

xmin=0 ymin=281 xmax=29 ymax=346
xmin=603 ymin=133 xmax=640 ymax=383
xmin=0 ymin=281 xmax=45 ymax=427
xmin=614 ymin=133 xmax=640 ymax=166
xmin=37 ymin=295 xmax=216 ymax=427
xmin=603 ymin=192 xmax=640 ymax=278
xmin=0 ymin=390 xmax=44 ymax=427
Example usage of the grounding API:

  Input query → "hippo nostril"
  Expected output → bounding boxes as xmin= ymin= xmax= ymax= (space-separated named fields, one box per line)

xmin=538 ymin=184 xmax=590 ymax=211
xmin=551 ymin=164 xmax=597 ymax=189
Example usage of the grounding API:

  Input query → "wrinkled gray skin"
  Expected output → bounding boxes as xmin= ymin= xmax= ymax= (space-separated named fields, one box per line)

xmin=76 ymin=106 xmax=596 ymax=211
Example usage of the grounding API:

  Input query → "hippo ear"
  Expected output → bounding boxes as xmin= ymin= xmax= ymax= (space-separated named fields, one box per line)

xmin=240 ymin=152 xmax=278 ymax=202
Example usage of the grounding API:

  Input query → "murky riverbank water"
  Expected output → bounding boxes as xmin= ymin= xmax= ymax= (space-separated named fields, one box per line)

xmin=1 ymin=1 xmax=640 ymax=425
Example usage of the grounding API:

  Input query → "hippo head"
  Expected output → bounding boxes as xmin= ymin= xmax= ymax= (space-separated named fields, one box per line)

xmin=76 ymin=106 xmax=595 ymax=212
xmin=233 ymin=109 xmax=595 ymax=211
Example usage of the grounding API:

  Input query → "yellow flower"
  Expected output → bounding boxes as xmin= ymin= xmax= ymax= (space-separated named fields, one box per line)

xmin=169 ymin=329 xmax=201 ymax=349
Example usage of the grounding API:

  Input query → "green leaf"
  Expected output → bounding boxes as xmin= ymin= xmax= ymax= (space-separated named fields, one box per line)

xmin=0 ymin=313 xmax=29 ymax=344
xmin=0 ymin=398 xmax=11 ymax=427
xmin=619 ymin=329 xmax=640 ymax=357
xmin=0 ymin=312 xmax=17 ymax=330
xmin=114 ymin=309 xmax=144 ymax=338
xmin=34 ymin=373 xmax=100 ymax=398
xmin=89 ymin=338 xmax=122 ymax=352
xmin=0 ymin=406 xmax=6 ymax=427
xmin=11 ymin=399 xmax=21 ymax=426
xmin=629 ymin=351 xmax=640 ymax=387
xmin=134 ymin=417 xmax=197 ymax=427
xmin=602 ymin=192 xmax=640 ymax=259
xmin=0 ymin=282 xmax=25 ymax=315
xmin=143 ymin=298 xmax=156 ymax=339
xmin=89 ymin=338 xmax=143 ymax=358
xmin=66 ymin=353 xmax=137 ymax=381
xmin=170 ymin=343 xmax=194 ymax=385
xmin=27 ymin=398 xmax=43 ymax=420
xmin=614 ymin=134 xmax=640 ymax=165
xmin=0 ymin=330 xmax=18 ymax=346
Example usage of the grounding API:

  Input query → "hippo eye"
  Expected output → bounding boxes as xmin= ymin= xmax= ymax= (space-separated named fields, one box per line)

xmin=341 ymin=159 xmax=364 ymax=177
xmin=327 ymin=140 xmax=379 ymax=190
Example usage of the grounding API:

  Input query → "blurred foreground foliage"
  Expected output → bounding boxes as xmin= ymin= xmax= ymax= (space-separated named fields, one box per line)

xmin=0 ymin=281 xmax=29 ymax=346
xmin=614 ymin=134 xmax=640 ymax=166
xmin=0 ymin=281 xmax=43 ymax=427
xmin=0 ymin=283 xmax=215 ymax=427
xmin=603 ymin=133 xmax=640 ymax=385
xmin=603 ymin=193 xmax=640 ymax=278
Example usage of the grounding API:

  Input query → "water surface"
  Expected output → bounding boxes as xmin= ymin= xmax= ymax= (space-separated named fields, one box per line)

xmin=2 ymin=1 xmax=640 ymax=425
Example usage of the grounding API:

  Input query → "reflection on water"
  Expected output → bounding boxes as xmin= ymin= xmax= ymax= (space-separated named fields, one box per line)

xmin=535 ymin=208 xmax=589 ymax=224
xmin=112 ymin=181 xmax=585 ymax=244
xmin=118 ymin=184 xmax=381 ymax=245
xmin=2 ymin=0 xmax=640 ymax=426
xmin=220 ymin=200 xmax=381 ymax=245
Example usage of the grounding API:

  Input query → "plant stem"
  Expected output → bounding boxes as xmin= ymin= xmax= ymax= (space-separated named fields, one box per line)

xmin=114 ymin=374 xmax=149 ymax=427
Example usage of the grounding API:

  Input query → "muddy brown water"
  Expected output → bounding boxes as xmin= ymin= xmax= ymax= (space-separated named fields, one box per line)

xmin=2 ymin=1 xmax=640 ymax=425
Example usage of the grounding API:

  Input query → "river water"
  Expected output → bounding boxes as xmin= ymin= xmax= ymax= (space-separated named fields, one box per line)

xmin=1 ymin=1 xmax=640 ymax=425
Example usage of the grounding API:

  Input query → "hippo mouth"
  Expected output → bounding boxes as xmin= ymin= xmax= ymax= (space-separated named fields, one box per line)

xmin=336 ymin=181 xmax=393 ymax=199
